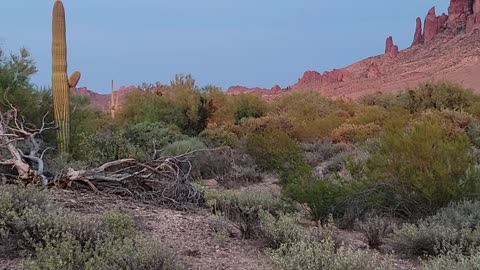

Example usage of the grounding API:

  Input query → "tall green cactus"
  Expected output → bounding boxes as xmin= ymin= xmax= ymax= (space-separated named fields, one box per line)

xmin=52 ymin=0 xmax=80 ymax=153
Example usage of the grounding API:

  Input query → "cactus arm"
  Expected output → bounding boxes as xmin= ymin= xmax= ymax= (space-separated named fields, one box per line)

xmin=68 ymin=71 xmax=81 ymax=88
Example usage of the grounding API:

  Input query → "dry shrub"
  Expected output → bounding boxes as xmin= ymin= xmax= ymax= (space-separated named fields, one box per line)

xmin=331 ymin=123 xmax=381 ymax=143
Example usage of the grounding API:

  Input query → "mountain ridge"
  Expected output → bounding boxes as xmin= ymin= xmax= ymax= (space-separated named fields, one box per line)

xmin=74 ymin=0 xmax=480 ymax=110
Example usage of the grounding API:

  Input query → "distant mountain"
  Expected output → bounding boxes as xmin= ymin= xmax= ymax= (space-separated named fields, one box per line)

xmin=227 ymin=0 xmax=480 ymax=99
xmin=74 ymin=0 xmax=480 ymax=111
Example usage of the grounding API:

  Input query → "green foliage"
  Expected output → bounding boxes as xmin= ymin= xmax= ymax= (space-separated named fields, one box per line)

xmin=284 ymin=180 xmax=363 ymax=224
xmin=268 ymin=237 xmax=392 ymax=270
xmin=246 ymin=128 xmax=311 ymax=182
xmin=0 ymin=185 xmax=182 ymax=270
xmin=387 ymin=201 xmax=480 ymax=257
xmin=427 ymin=201 xmax=480 ymax=230
xmin=0 ymin=48 xmax=52 ymax=127
xmin=75 ymin=127 xmax=140 ymax=165
xmin=258 ymin=210 xmax=307 ymax=249
xmin=121 ymin=122 xmax=187 ymax=158
xmin=206 ymin=190 xmax=290 ymax=238
xmin=22 ymin=235 xmax=182 ymax=270
xmin=356 ymin=215 xmax=394 ymax=249
xmin=361 ymin=82 xmax=476 ymax=113
xmin=118 ymin=74 xmax=210 ymax=136
xmin=421 ymin=247 xmax=480 ymax=270
xmin=231 ymin=93 xmax=269 ymax=123
xmin=365 ymin=116 xmax=476 ymax=212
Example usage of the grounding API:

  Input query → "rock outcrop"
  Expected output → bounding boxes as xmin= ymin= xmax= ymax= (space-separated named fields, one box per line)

xmin=415 ymin=0 xmax=480 ymax=44
xmin=413 ymin=17 xmax=424 ymax=45
xmin=385 ymin=36 xmax=399 ymax=58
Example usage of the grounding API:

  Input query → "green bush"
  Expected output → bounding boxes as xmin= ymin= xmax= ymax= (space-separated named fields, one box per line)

xmin=246 ymin=128 xmax=312 ymax=183
xmin=387 ymin=201 xmax=480 ymax=257
xmin=0 ymin=186 xmax=182 ymax=270
xmin=258 ymin=210 xmax=306 ymax=249
xmin=231 ymin=93 xmax=269 ymax=123
xmin=284 ymin=179 xmax=363 ymax=225
xmin=356 ymin=215 xmax=394 ymax=249
xmin=365 ymin=116 xmax=476 ymax=214
xmin=268 ymin=237 xmax=392 ymax=270
xmin=206 ymin=190 xmax=290 ymax=238
xmin=426 ymin=201 xmax=480 ymax=230
xmin=421 ymin=247 xmax=480 ymax=270
xmin=121 ymin=122 xmax=187 ymax=159
xmin=22 ymin=235 xmax=182 ymax=270
xmin=75 ymin=128 xmax=141 ymax=165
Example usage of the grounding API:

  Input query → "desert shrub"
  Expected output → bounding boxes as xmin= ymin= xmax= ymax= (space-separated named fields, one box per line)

xmin=421 ymin=247 xmax=480 ymax=270
xmin=162 ymin=138 xmax=228 ymax=179
xmin=75 ymin=128 xmax=141 ymax=165
xmin=245 ymin=128 xmax=311 ymax=183
xmin=331 ymin=123 xmax=381 ymax=143
xmin=268 ymin=237 xmax=392 ymax=270
xmin=102 ymin=210 xmax=137 ymax=240
xmin=426 ymin=201 xmax=480 ymax=230
xmin=404 ymin=81 xmax=475 ymax=113
xmin=467 ymin=120 xmax=480 ymax=147
xmin=272 ymin=91 xmax=346 ymax=142
xmin=0 ymin=186 xmax=182 ymax=269
xmin=231 ymin=93 xmax=269 ymax=123
xmin=467 ymin=101 xmax=480 ymax=118
xmin=284 ymin=179 xmax=363 ymax=225
xmin=387 ymin=202 xmax=480 ymax=257
xmin=292 ymin=114 xmax=345 ymax=142
xmin=200 ymin=124 xmax=240 ymax=147
xmin=118 ymin=90 xmax=187 ymax=130
xmin=121 ymin=122 xmax=187 ymax=159
xmin=206 ymin=190 xmax=290 ymax=238
xmin=206 ymin=87 xmax=236 ymax=126
xmin=387 ymin=222 xmax=462 ymax=256
xmin=0 ymin=189 xmax=139 ymax=254
xmin=348 ymin=105 xmax=389 ymax=126
xmin=365 ymin=117 xmax=476 ymax=214
xmin=303 ymin=141 xmax=349 ymax=177
xmin=213 ymin=151 xmax=263 ymax=188
xmin=258 ymin=210 xmax=306 ymax=249
xmin=361 ymin=82 xmax=478 ymax=113
xmin=356 ymin=215 xmax=394 ymax=249
xmin=22 ymin=235 xmax=182 ymax=270
xmin=361 ymin=92 xmax=405 ymax=109
xmin=273 ymin=91 xmax=339 ymax=120
xmin=118 ymin=75 xmax=210 ymax=136
xmin=303 ymin=140 xmax=347 ymax=166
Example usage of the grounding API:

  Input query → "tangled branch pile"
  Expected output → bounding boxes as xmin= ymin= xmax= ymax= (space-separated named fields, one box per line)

xmin=55 ymin=152 xmax=207 ymax=209
xmin=0 ymin=104 xmax=206 ymax=209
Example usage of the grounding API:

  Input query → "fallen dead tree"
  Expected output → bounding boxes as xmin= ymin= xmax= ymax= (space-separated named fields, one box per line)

xmin=0 ymin=103 xmax=209 ymax=209
xmin=0 ymin=103 xmax=54 ymax=185
xmin=53 ymin=151 xmax=208 ymax=209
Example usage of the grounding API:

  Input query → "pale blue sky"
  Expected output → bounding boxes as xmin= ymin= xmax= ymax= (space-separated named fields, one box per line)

xmin=1 ymin=1 xmax=449 ymax=93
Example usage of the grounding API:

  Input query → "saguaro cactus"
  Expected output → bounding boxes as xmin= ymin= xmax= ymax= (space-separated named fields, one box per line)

xmin=111 ymin=80 xmax=117 ymax=119
xmin=52 ymin=0 xmax=80 ymax=152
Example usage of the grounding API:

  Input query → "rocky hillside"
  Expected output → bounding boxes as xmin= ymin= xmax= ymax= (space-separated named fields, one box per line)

xmin=74 ymin=0 xmax=480 ymax=110
xmin=227 ymin=0 xmax=480 ymax=99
